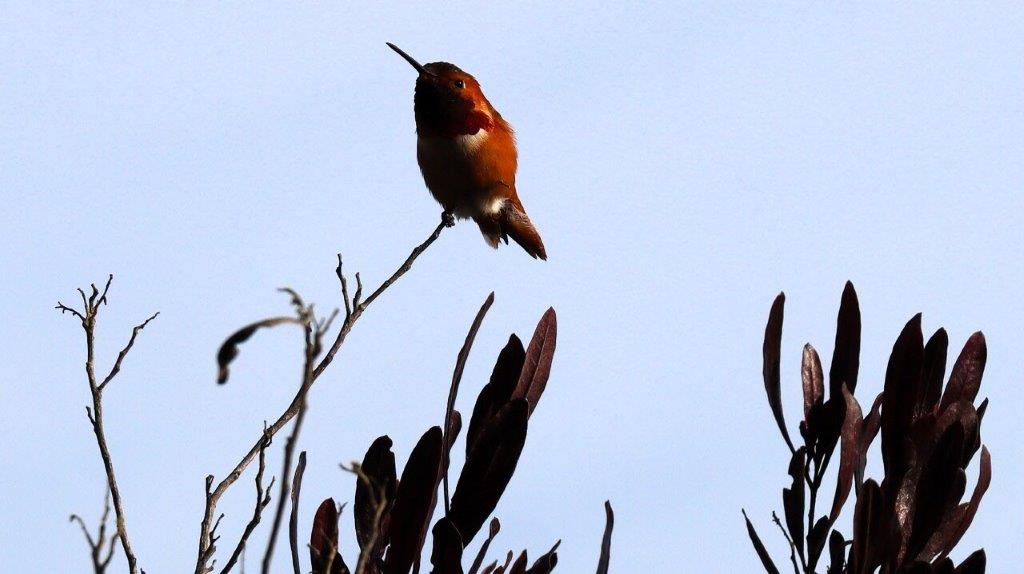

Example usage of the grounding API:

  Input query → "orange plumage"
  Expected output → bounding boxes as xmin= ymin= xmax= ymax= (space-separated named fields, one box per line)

xmin=388 ymin=43 xmax=547 ymax=260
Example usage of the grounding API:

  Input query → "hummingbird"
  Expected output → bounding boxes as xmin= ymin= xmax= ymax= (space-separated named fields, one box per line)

xmin=387 ymin=43 xmax=547 ymax=260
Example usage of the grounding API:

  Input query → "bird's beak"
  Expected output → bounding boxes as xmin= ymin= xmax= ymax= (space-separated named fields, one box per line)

xmin=387 ymin=43 xmax=431 ymax=76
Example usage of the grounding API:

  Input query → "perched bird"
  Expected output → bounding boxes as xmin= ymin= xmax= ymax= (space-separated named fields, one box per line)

xmin=387 ymin=42 xmax=547 ymax=260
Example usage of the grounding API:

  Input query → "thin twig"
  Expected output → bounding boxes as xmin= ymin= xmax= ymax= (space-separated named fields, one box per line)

xmin=58 ymin=276 xmax=156 ymax=574
xmin=69 ymin=489 xmax=121 ymax=574
xmin=288 ymin=452 xmax=307 ymax=574
xmin=772 ymin=511 xmax=802 ymax=574
xmin=342 ymin=463 xmax=390 ymax=574
xmin=219 ymin=430 xmax=275 ymax=574
xmin=195 ymin=218 xmax=447 ymax=573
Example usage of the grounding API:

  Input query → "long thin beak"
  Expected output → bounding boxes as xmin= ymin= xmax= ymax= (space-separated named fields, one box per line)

xmin=387 ymin=42 xmax=430 ymax=76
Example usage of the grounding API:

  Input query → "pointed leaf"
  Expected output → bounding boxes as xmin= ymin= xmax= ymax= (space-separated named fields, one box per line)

xmin=802 ymin=344 xmax=825 ymax=426
xmin=921 ymin=329 xmax=949 ymax=418
xmin=385 ymin=427 xmax=444 ymax=574
xmin=881 ymin=314 xmax=925 ymax=481
xmin=763 ymin=293 xmax=795 ymax=452
xmin=783 ymin=448 xmax=805 ymax=555
xmin=742 ymin=510 xmax=781 ymax=574
xmin=511 ymin=308 xmax=557 ymax=417
xmin=356 ymin=436 xmax=398 ymax=554
xmin=467 ymin=335 xmax=526 ymax=456
xmin=449 ymin=400 xmax=529 ymax=544
xmin=596 ymin=501 xmax=614 ymax=574
xmin=829 ymin=281 xmax=861 ymax=397
xmin=830 ymin=384 xmax=863 ymax=524
xmin=954 ymin=549 xmax=986 ymax=573
xmin=940 ymin=332 xmax=987 ymax=413
xmin=525 ymin=540 xmax=560 ymax=574
xmin=429 ymin=517 xmax=464 ymax=574
xmin=807 ymin=516 xmax=830 ymax=571
xmin=311 ymin=498 xmax=348 ymax=574
xmin=938 ymin=447 xmax=991 ymax=560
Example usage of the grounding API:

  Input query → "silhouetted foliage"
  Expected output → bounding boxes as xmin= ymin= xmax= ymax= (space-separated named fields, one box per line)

xmin=746 ymin=282 xmax=991 ymax=574
xmin=304 ymin=299 xmax=614 ymax=574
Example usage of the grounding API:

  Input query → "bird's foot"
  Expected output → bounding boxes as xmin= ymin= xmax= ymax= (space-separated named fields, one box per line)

xmin=441 ymin=211 xmax=456 ymax=228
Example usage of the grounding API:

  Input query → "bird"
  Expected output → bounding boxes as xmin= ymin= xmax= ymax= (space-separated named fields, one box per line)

xmin=387 ymin=42 xmax=547 ymax=260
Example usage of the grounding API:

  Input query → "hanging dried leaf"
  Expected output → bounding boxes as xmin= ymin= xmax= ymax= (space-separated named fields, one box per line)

xmin=763 ymin=293 xmax=795 ymax=452
xmin=216 ymin=316 xmax=301 ymax=384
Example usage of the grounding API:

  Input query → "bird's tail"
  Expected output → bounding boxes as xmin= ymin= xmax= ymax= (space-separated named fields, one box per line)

xmin=475 ymin=201 xmax=547 ymax=260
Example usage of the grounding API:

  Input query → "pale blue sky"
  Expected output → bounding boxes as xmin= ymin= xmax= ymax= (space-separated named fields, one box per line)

xmin=2 ymin=3 xmax=1022 ymax=572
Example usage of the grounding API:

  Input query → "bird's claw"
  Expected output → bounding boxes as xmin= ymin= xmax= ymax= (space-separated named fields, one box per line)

xmin=441 ymin=211 xmax=456 ymax=228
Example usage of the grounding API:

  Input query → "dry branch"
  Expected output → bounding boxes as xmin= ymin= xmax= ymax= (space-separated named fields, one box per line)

xmin=57 ymin=275 xmax=158 ymax=574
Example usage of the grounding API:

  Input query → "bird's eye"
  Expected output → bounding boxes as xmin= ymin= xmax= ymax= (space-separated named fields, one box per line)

xmin=453 ymin=79 xmax=465 ymax=89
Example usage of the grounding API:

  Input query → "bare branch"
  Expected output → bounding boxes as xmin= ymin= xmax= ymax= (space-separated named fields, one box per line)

xmin=219 ymin=429 xmax=275 ymax=574
xmin=288 ymin=452 xmax=308 ymax=574
xmin=196 ymin=218 xmax=447 ymax=573
xmin=58 ymin=277 xmax=155 ymax=574
xmin=70 ymin=489 xmax=119 ymax=574
xmin=772 ymin=511 xmax=802 ymax=574
xmin=99 ymin=312 xmax=160 ymax=392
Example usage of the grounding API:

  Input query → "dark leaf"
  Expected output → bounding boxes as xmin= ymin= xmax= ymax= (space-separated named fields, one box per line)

xmin=216 ymin=316 xmax=301 ymax=383
xmin=830 ymin=384 xmax=863 ymax=524
xmin=807 ymin=516 xmax=830 ymax=571
xmin=384 ymin=427 xmax=444 ymax=574
xmin=829 ymin=281 xmax=861 ymax=397
xmin=507 ymin=551 xmax=528 ymax=574
xmin=857 ymin=392 xmax=884 ymax=490
xmin=826 ymin=530 xmax=845 ymax=574
xmin=762 ymin=293 xmax=795 ymax=452
xmin=782 ymin=448 xmax=805 ymax=555
xmin=596 ymin=501 xmax=614 ymax=574
xmin=355 ymin=436 xmax=398 ymax=558
xmin=449 ymin=400 xmax=529 ymax=544
xmin=938 ymin=447 xmax=991 ymax=560
xmin=742 ymin=510 xmax=781 ymax=574
xmin=524 ymin=540 xmax=560 ymax=574
xmin=850 ymin=480 xmax=885 ymax=574
xmin=921 ymin=329 xmax=949 ymax=419
xmin=467 ymin=335 xmax=526 ymax=456
xmin=311 ymin=498 xmax=349 ymax=574
xmin=429 ymin=517 xmax=464 ymax=574
xmin=444 ymin=294 xmax=495 ymax=511
xmin=954 ymin=549 xmax=986 ymax=573
xmin=511 ymin=308 xmax=557 ymax=417
xmin=881 ymin=314 xmax=925 ymax=482
xmin=939 ymin=332 xmax=987 ymax=413
xmin=468 ymin=518 xmax=501 ymax=574
xmin=802 ymin=344 xmax=825 ymax=428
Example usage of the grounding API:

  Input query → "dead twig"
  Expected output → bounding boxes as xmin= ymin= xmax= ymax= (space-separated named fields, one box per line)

xmin=57 ymin=275 xmax=157 ymax=574
xmin=69 ymin=489 xmax=120 ymax=573
xmin=196 ymin=217 xmax=447 ymax=574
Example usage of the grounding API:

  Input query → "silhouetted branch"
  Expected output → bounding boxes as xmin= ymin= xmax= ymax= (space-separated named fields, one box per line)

xmin=195 ymin=217 xmax=448 ymax=574
xmin=70 ymin=489 xmax=120 ymax=573
xmin=57 ymin=275 xmax=157 ymax=574
xmin=289 ymin=452 xmax=308 ymax=574
xmin=219 ymin=429 xmax=275 ymax=574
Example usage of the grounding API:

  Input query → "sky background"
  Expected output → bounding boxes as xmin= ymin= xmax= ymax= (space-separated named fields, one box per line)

xmin=2 ymin=3 xmax=1022 ymax=572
